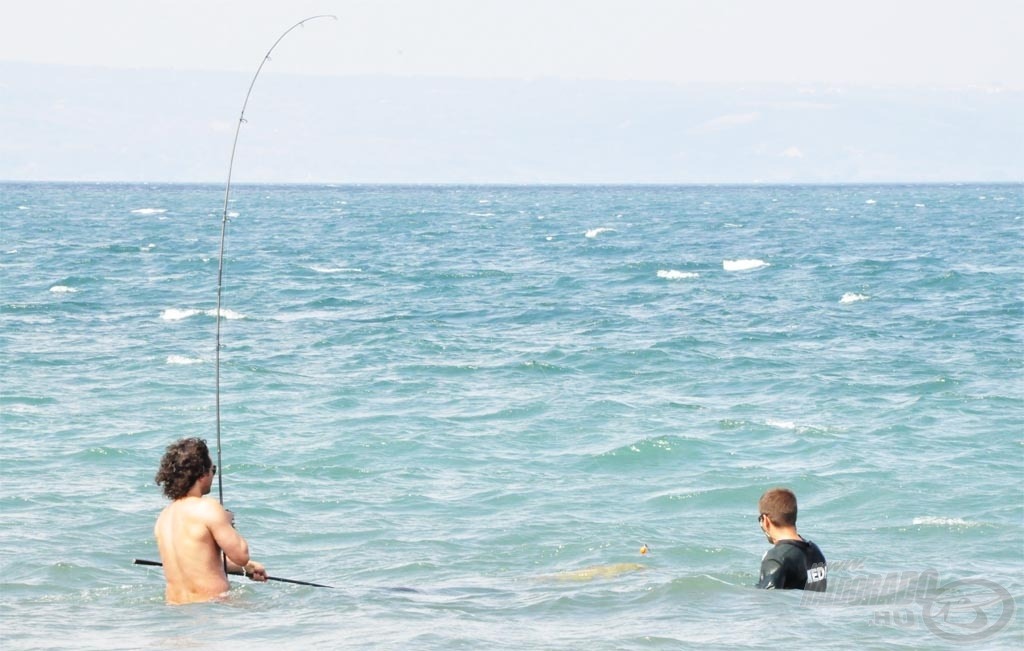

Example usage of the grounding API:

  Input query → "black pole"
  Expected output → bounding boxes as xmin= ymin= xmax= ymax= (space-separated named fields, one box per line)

xmin=132 ymin=558 xmax=334 ymax=589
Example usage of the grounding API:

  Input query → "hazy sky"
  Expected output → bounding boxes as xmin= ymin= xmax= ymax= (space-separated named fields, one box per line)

xmin=2 ymin=1 xmax=1021 ymax=183
xmin=2 ymin=0 xmax=1021 ymax=86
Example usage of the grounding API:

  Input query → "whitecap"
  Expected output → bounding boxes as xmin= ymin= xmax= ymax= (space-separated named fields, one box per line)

xmin=310 ymin=266 xmax=362 ymax=274
xmin=18 ymin=206 xmax=29 ymax=210
xmin=912 ymin=516 xmax=977 ymax=528
xmin=162 ymin=307 xmax=245 ymax=320
xmin=657 ymin=270 xmax=699 ymax=280
xmin=865 ymin=199 xmax=877 ymax=205
xmin=161 ymin=308 xmax=202 ymax=321
xmin=914 ymin=203 xmax=925 ymax=208
xmin=765 ymin=418 xmax=796 ymax=430
xmin=167 ymin=355 xmax=203 ymax=365
xmin=723 ymin=259 xmax=769 ymax=272
xmin=49 ymin=285 xmax=77 ymax=294
xmin=585 ymin=227 xmax=615 ymax=238
xmin=840 ymin=292 xmax=869 ymax=304
xmin=468 ymin=212 xmax=495 ymax=217
xmin=130 ymin=208 xmax=167 ymax=215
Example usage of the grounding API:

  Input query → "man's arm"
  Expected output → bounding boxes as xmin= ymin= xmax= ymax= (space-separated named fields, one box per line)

xmin=202 ymin=501 xmax=250 ymax=566
xmin=225 ymin=558 xmax=268 ymax=582
xmin=756 ymin=558 xmax=785 ymax=589
xmin=203 ymin=503 xmax=268 ymax=582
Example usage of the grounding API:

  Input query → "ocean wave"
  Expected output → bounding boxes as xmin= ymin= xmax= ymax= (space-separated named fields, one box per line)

xmin=160 ymin=308 xmax=246 ymax=321
xmin=585 ymin=227 xmax=615 ymax=238
xmin=840 ymin=292 xmax=869 ymax=304
xmin=310 ymin=265 xmax=363 ymax=274
xmin=912 ymin=516 xmax=980 ymax=528
xmin=130 ymin=208 xmax=166 ymax=215
xmin=657 ymin=270 xmax=700 ymax=280
xmin=723 ymin=259 xmax=769 ymax=272
xmin=166 ymin=355 xmax=203 ymax=365
xmin=49 ymin=285 xmax=77 ymax=294
xmin=161 ymin=308 xmax=202 ymax=321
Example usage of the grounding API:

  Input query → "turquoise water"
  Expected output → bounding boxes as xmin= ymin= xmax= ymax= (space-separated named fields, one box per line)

xmin=1 ymin=183 xmax=1021 ymax=649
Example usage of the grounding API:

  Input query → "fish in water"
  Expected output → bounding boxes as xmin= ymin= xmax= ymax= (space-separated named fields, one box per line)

xmin=542 ymin=562 xmax=646 ymax=582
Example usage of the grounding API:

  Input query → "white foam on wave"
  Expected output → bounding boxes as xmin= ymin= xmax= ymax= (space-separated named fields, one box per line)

xmin=167 ymin=355 xmax=203 ymax=365
xmin=468 ymin=212 xmax=495 ymax=217
xmin=912 ymin=516 xmax=978 ymax=528
xmin=131 ymin=208 xmax=167 ymax=215
xmin=723 ymin=259 xmax=769 ymax=272
xmin=657 ymin=269 xmax=699 ymax=280
xmin=840 ymin=292 xmax=869 ymax=304
xmin=161 ymin=308 xmax=245 ymax=321
xmin=765 ymin=418 xmax=797 ymax=430
xmin=161 ymin=308 xmax=202 ymax=321
xmin=49 ymin=285 xmax=77 ymax=294
xmin=585 ymin=227 xmax=615 ymax=238
xmin=310 ymin=265 xmax=362 ymax=274
xmin=865 ymin=199 xmax=877 ymax=205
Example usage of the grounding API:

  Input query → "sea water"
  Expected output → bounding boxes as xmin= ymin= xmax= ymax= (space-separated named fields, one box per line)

xmin=1 ymin=183 xmax=1021 ymax=650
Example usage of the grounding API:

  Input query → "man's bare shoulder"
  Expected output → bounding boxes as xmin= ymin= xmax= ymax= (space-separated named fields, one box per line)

xmin=184 ymin=496 xmax=227 ymax=517
xmin=161 ymin=496 xmax=227 ymax=523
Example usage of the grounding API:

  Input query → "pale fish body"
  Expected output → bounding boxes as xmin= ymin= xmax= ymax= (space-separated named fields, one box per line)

xmin=543 ymin=562 xmax=646 ymax=582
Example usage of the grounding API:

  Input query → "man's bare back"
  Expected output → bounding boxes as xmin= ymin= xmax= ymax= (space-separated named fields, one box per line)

xmin=156 ymin=497 xmax=237 ymax=603
xmin=153 ymin=438 xmax=266 ymax=604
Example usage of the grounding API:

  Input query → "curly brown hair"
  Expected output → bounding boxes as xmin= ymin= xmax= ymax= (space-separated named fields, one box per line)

xmin=155 ymin=437 xmax=213 ymax=500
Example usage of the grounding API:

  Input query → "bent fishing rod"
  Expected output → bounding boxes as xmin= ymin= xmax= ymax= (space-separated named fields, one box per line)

xmin=215 ymin=14 xmax=337 ymax=505
xmin=131 ymin=17 xmax=337 ymax=591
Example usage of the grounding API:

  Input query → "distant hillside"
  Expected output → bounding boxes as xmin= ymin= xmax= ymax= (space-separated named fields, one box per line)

xmin=1 ymin=62 xmax=1021 ymax=183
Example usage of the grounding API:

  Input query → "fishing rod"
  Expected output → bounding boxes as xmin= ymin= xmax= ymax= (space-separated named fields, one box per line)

xmin=133 ymin=558 xmax=334 ymax=589
xmin=133 ymin=17 xmax=337 ymax=593
xmin=214 ymin=14 xmax=336 ymax=504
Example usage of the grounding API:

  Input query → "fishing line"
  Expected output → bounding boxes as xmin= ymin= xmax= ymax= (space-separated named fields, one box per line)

xmin=214 ymin=14 xmax=336 ymax=506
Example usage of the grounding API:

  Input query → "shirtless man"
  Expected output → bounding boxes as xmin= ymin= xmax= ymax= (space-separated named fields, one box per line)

xmin=154 ymin=437 xmax=267 ymax=604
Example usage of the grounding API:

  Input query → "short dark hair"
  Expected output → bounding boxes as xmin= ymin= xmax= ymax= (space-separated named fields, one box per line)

xmin=758 ymin=487 xmax=798 ymax=526
xmin=155 ymin=438 xmax=213 ymax=500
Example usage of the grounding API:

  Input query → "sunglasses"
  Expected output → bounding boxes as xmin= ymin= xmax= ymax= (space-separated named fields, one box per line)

xmin=209 ymin=464 xmax=217 ymax=476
